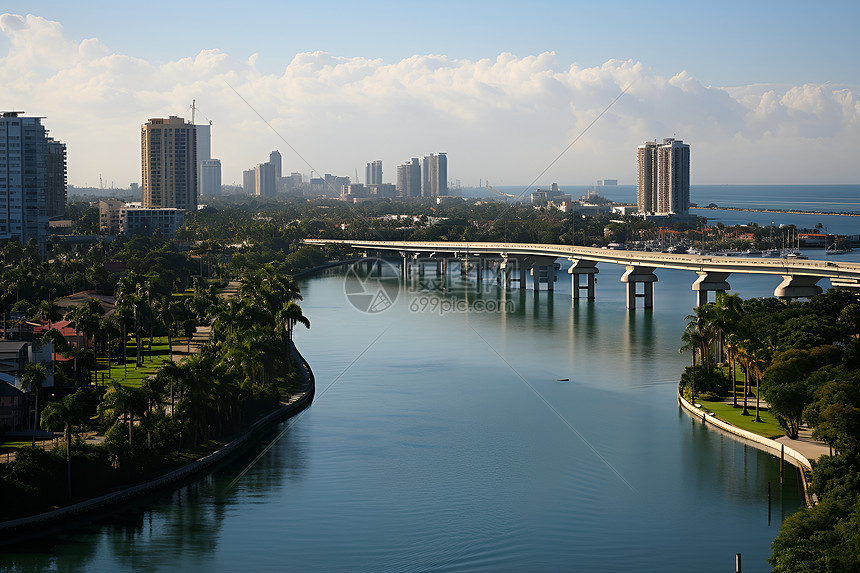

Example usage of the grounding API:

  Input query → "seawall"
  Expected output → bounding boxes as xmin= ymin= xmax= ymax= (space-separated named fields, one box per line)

xmin=0 ymin=342 xmax=315 ymax=541
xmin=677 ymin=389 xmax=814 ymax=506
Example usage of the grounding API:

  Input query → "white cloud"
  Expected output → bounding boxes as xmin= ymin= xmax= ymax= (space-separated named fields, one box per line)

xmin=1 ymin=13 xmax=858 ymax=187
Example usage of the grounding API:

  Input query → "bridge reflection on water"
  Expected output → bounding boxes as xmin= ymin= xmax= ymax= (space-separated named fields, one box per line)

xmin=306 ymin=239 xmax=860 ymax=309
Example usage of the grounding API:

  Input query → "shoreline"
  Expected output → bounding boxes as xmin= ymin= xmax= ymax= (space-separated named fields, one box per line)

xmin=698 ymin=206 xmax=859 ymax=218
xmin=0 ymin=341 xmax=315 ymax=544
xmin=677 ymin=388 xmax=814 ymax=506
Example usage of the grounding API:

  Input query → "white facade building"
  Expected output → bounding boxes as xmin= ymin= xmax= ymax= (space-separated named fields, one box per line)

xmin=637 ymin=138 xmax=690 ymax=215
xmin=0 ymin=112 xmax=67 ymax=254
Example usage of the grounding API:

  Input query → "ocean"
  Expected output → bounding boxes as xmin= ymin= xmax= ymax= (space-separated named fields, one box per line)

xmin=468 ymin=184 xmax=860 ymax=235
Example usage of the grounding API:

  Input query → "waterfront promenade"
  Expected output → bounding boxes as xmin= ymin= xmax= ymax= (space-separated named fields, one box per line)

xmin=678 ymin=391 xmax=828 ymax=506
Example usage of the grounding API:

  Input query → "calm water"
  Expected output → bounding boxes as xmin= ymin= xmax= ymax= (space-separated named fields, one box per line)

xmin=1 ymin=259 xmax=817 ymax=572
xmin=489 ymin=184 xmax=860 ymax=215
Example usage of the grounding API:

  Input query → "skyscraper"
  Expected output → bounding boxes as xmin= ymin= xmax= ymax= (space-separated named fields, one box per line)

xmin=141 ymin=116 xmax=198 ymax=210
xmin=269 ymin=150 xmax=282 ymax=181
xmin=365 ymin=160 xmax=382 ymax=185
xmin=422 ymin=153 xmax=448 ymax=197
xmin=0 ymin=112 xmax=66 ymax=254
xmin=243 ymin=168 xmax=256 ymax=195
xmin=637 ymin=138 xmax=689 ymax=215
xmin=195 ymin=123 xmax=211 ymax=198
xmin=201 ymin=159 xmax=221 ymax=196
xmin=396 ymin=158 xmax=421 ymax=197
xmin=255 ymin=162 xmax=276 ymax=197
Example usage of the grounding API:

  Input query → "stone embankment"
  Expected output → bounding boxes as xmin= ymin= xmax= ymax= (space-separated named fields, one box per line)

xmin=678 ymin=389 xmax=817 ymax=506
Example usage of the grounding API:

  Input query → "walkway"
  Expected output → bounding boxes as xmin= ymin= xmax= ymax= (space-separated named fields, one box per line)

xmin=169 ymin=280 xmax=240 ymax=361
xmin=711 ymin=396 xmax=831 ymax=462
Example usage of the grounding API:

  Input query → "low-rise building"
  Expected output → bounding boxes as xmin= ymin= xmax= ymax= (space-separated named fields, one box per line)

xmin=122 ymin=207 xmax=185 ymax=238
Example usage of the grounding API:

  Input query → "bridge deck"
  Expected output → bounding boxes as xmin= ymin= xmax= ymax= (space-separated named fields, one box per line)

xmin=303 ymin=239 xmax=860 ymax=281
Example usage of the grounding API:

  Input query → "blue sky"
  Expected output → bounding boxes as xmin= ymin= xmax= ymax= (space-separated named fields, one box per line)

xmin=2 ymin=1 xmax=859 ymax=186
xmin=18 ymin=0 xmax=859 ymax=85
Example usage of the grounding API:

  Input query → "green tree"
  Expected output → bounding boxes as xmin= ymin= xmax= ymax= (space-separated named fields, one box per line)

xmin=21 ymin=362 xmax=48 ymax=447
xmin=40 ymin=389 xmax=90 ymax=500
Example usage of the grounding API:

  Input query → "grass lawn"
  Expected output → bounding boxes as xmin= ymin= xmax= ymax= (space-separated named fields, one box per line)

xmin=93 ymin=336 xmax=180 ymax=387
xmin=697 ymin=399 xmax=786 ymax=439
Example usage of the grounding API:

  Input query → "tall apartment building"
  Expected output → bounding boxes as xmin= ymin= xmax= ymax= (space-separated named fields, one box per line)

xmin=201 ymin=158 xmax=221 ymax=196
xmin=396 ymin=158 xmax=421 ymax=197
xmin=636 ymin=138 xmax=689 ymax=215
xmin=243 ymin=168 xmax=256 ymax=195
xmin=422 ymin=153 xmax=448 ymax=197
xmin=0 ymin=112 xmax=67 ymax=254
xmin=195 ymin=123 xmax=210 ymax=198
xmin=365 ymin=160 xmax=383 ymax=185
xmin=141 ymin=116 xmax=198 ymax=210
xmin=269 ymin=150 xmax=282 ymax=181
xmin=255 ymin=162 xmax=276 ymax=197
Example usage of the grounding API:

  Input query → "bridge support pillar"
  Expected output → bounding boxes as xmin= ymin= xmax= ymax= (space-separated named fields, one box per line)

xmin=501 ymin=255 xmax=528 ymax=288
xmin=692 ymin=272 xmax=731 ymax=307
xmin=568 ymin=259 xmax=599 ymax=301
xmin=500 ymin=256 xmax=515 ymax=288
xmin=621 ymin=266 xmax=658 ymax=310
xmin=774 ymin=275 xmax=823 ymax=301
xmin=530 ymin=261 xmax=558 ymax=291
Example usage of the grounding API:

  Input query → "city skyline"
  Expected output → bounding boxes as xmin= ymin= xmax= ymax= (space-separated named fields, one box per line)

xmin=1 ymin=5 xmax=858 ymax=189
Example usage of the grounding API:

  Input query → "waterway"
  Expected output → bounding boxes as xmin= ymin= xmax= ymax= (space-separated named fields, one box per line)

xmin=2 ymin=255 xmax=832 ymax=572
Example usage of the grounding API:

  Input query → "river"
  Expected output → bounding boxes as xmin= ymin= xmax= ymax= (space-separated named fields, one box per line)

xmin=3 ymin=255 xmax=834 ymax=572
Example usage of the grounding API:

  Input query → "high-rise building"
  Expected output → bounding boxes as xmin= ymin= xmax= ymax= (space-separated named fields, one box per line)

xmin=255 ymin=162 xmax=276 ymax=197
xmin=637 ymin=138 xmax=689 ymax=215
xmin=396 ymin=158 xmax=421 ymax=197
xmin=201 ymin=159 xmax=221 ymax=196
xmin=0 ymin=112 xmax=67 ymax=254
xmin=141 ymin=116 xmax=198 ymax=210
xmin=269 ymin=150 xmax=282 ymax=181
xmin=195 ymin=123 xmax=211 ymax=198
xmin=365 ymin=160 xmax=383 ymax=185
xmin=243 ymin=168 xmax=256 ymax=195
xmin=422 ymin=153 xmax=448 ymax=197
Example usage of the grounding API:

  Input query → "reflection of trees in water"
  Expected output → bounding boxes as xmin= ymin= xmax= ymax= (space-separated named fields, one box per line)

xmin=0 ymin=532 xmax=99 ymax=573
xmin=101 ymin=479 xmax=221 ymax=571
xmin=216 ymin=422 xmax=309 ymax=500
xmin=1 ymin=422 xmax=309 ymax=571
xmin=680 ymin=414 xmax=804 ymax=514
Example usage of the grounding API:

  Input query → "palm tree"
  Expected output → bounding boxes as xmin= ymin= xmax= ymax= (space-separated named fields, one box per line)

xmin=78 ymin=298 xmax=105 ymax=385
xmin=99 ymin=382 xmax=147 ymax=450
xmin=41 ymin=390 xmax=88 ymax=501
xmin=33 ymin=298 xmax=62 ymax=330
xmin=683 ymin=304 xmax=718 ymax=373
xmin=680 ymin=328 xmax=706 ymax=402
xmin=277 ymin=301 xmax=310 ymax=345
xmin=21 ymin=362 xmax=47 ymax=447
xmin=713 ymin=292 xmax=744 ymax=364
xmin=736 ymin=340 xmax=753 ymax=416
xmin=64 ymin=304 xmax=83 ymax=381
xmin=747 ymin=341 xmax=770 ymax=423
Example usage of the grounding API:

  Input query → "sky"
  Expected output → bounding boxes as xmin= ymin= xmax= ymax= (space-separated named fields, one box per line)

xmin=1 ymin=1 xmax=859 ymax=188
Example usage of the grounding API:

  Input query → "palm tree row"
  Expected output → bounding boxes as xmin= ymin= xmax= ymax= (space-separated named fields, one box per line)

xmin=16 ymin=267 xmax=311 ymax=507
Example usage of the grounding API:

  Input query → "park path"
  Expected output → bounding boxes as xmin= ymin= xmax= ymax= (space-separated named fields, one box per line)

xmin=713 ymin=395 xmax=832 ymax=461
xmin=169 ymin=280 xmax=240 ymax=361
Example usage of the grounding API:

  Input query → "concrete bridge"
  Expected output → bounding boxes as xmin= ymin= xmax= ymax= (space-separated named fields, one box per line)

xmin=303 ymin=239 xmax=860 ymax=309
